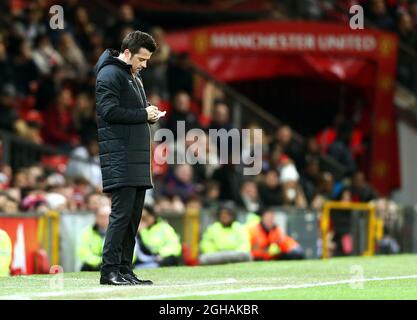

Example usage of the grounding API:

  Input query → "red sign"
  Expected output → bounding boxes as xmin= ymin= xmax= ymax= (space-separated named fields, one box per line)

xmin=0 ymin=216 xmax=40 ymax=275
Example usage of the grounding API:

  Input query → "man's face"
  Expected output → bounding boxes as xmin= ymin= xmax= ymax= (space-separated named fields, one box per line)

xmin=262 ymin=211 xmax=276 ymax=230
xmin=126 ymin=48 xmax=152 ymax=74
xmin=219 ymin=210 xmax=233 ymax=226
xmin=88 ymin=194 xmax=101 ymax=212
xmin=174 ymin=92 xmax=190 ymax=112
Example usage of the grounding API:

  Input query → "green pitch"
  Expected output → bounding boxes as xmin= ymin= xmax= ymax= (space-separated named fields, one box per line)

xmin=0 ymin=254 xmax=416 ymax=300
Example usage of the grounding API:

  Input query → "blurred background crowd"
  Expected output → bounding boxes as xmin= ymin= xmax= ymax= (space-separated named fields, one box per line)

xmin=0 ymin=0 xmax=416 ymax=272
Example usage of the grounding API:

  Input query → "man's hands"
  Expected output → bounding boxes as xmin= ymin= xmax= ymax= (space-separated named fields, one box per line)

xmin=146 ymin=105 xmax=166 ymax=124
xmin=146 ymin=105 xmax=159 ymax=122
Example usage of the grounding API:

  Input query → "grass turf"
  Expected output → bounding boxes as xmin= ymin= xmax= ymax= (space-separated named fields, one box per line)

xmin=0 ymin=254 xmax=416 ymax=300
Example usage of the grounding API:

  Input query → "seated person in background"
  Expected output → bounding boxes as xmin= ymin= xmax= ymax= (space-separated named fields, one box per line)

xmin=237 ymin=180 xmax=263 ymax=213
xmin=133 ymin=232 xmax=160 ymax=269
xmin=199 ymin=202 xmax=251 ymax=265
xmin=135 ymin=206 xmax=182 ymax=268
xmin=78 ymin=205 xmax=110 ymax=271
xmin=258 ymin=169 xmax=283 ymax=207
xmin=0 ymin=228 xmax=12 ymax=277
xmin=249 ymin=208 xmax=304 ymax=261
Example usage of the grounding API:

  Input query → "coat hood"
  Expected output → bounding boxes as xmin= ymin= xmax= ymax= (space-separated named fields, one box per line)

xmin=94 ymin=49 xmax=131 ymax=76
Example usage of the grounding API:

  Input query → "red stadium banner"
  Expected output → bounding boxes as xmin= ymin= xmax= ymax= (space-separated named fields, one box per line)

xmin=0 ymin=216 xmax=40 ymax=275
xmin=167 ymin=21 xmax=400 ymax=195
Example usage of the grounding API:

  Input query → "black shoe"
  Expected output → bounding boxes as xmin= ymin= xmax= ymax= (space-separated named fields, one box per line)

xmin=100 ymin=271 xmax=132 ymax=285
xmin=120 ymin=272 xmax=153 ymax=285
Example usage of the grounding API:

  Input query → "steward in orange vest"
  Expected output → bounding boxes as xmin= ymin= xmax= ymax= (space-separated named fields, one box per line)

xmin=249 ymin=208 xmax=304 ymax=261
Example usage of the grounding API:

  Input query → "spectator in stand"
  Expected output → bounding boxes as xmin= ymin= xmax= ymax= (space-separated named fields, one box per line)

xmin=280 ymin=161 xmax=308 ymax=208
xmin=58 ymin=32 xmax=88 ymax=79
xmin=208 ymin=102 xmax=234 ymax=131
xmin=167 ymin=53 xmax=194 ymax=96
xmin=238 ymin=180 xmax=263 ymax=213
xmin=0 ymin=84 xmax=19 ymax=133
xmin=272 ymin=125 xmax=304 ymax=171
xmin=20 ymin=110 xmax=44 ymax=144
xmin=142 ymin=27 xmax=170 ymax=100
xmin=397 ymin=11 xmax=417 ymax=89
xmin=349 ymin=171 xmax=378 ymax=202
xmin=85 ymin=192 xmax=105 ymax=213
xmin=72 ymin=6 xmax=96 ymax=54
xmin=10 ymin=37 xmax=40 ymax=96
xmin=0 ymin=193 xmax=19 ymax=214
xmin=162 ymin=164 xmax=197 ymax=202
xmin=135 ymin=206 xmax=182 ymax=268
xmin=199 ymin=202 xmax=251 ymax=265
xmin=73 ymin=91 xmax=97 ymax=145
xmin=398 ymin=12 xmax=417 ymax=49
xmin=201 ymin=81 xmax=227 ymax=127
xmin=32 ymin=34 xmax=64 ymax=76
xmin=153 ymin=196 xmax=185 ymax=215
xmin=249 ymin=208 xmax=304 ymax=261
xmin=367 ymin=0 xmax=396 ymax=31
xmin=268 ymin=142 xmax=290 ymax=172
xmin=0 ymin=228 xmax=12 ymax=277
xmin=17 ymin=5 xmax=47 ymax=45
xmin=203 ymin=180 xmax=221 ymax=210
xmin=185 ymin=194 xmax=203 ymax=212
xmin=300 ymin=156 xmax=321 ymax=205
xmin=107 ymin=4 xmax=150 ymax=48
xmin=0 ymin=34 xmax=14 ymax=85
xmin=303 ymin=136 xmax=321 ymax=165
xmin=258 ymin=169 xmax=283 ymax=207
xmin=34 ymin=65 xmax=65 ymax=112
xmin=166 ymin=130 xmax=218 ymax=185
xmin=11 ymin=169 xmax=32 ymax=200
xmin=78 ymin=205 xmax=111 ymax=271
xmin=0 ymin=164 xmax=12 ymax=190
xmin=311 ymin=171 xmax=336 ymax=212
xmin=66 ymin=138 xmax=102 ymax=189
xmin=42 ymin=87 xmax=80 ymax=150
xmin=21 ymin=191 xmax=49 ymax=213
xmin=328 ymin=121 xmax=356 ymax=177
xmin=212 ymin=162 xmax=243 ymax=202
xmin=163 ymin=91 xmax=201 ymax=138
xmin=316 ymin=113 xmax=344 ymax=154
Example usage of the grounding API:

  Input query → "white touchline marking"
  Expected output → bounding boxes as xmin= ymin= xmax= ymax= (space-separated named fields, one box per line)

xmin=139 ymin=274 xmax=417 ymax=300
xmin=1 ymin=274 xmax=417 ymax=300
xmin=0 ymin=278 xmax=238 ymax=300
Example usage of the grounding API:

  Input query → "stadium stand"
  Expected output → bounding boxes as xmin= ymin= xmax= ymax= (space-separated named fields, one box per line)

xmin=0 ymin=0 xmax=417 ymax=274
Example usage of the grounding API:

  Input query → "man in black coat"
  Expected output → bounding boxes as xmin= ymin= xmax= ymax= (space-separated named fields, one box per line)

xmin=95 ymin=31 xmax=162 ymax=285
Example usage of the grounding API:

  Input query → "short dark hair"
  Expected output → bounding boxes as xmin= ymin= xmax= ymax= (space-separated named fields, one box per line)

xmin=120 ymin=30 xmax=157 ymax=55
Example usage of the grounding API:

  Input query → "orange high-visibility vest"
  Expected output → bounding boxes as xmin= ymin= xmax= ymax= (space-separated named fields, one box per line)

xmin=249 ymin=223 xmax=299 ymax=260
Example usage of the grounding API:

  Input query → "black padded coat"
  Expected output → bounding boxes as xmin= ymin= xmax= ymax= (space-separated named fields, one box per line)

xmin=95 ymin=49 xmax=153 ymax=192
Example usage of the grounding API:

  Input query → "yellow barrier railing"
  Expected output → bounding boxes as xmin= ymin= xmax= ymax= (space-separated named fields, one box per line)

xmin=321 ymin=201 xmax=383 ymax=259
xmin=183 ymin=208 xmax=200 ymax=260
xmin=37 ymin=211 xmax=60 ymax=266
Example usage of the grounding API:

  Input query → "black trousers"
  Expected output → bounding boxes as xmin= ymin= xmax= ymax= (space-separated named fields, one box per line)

xmin=101 ymin=186 xmax=146 ymax=275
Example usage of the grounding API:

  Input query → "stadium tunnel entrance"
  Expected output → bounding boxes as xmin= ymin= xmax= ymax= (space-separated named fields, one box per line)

xmin=166 ymin=21 xmax=400 ymax=196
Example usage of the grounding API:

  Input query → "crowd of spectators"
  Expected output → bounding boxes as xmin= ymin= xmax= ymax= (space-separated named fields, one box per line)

xmin=0 ymin=0 xmax=382 ymax=214
xmin=0 ymin=0 xmax=400 ymax=261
